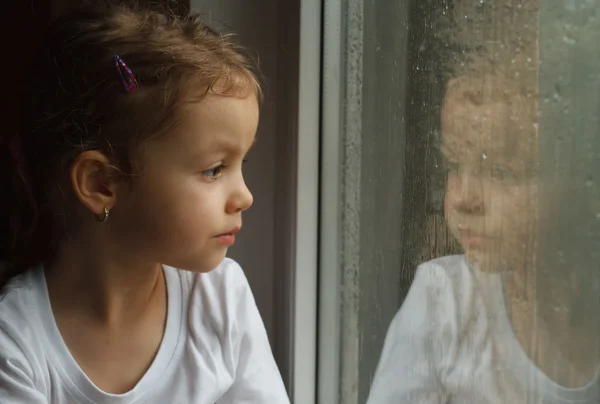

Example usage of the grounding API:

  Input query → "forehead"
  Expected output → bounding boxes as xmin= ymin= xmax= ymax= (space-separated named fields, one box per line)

xmin=441 ymin=77 xmax=537 ymax=160
xmin=139 ymin=94 xmax=259 ymax=167
xmin=177 ymin=94 xmax=259 ymax=151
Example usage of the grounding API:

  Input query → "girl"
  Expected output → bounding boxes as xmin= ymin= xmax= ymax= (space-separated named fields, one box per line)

xmin=366 ymin=69 xmax=600 ymax=403
xmin=0 ymin=4 xmax=289 ymax=403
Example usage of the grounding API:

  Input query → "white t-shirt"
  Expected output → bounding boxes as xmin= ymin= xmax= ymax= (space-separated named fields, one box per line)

xmin=367 ymin=255 xmax=600 ymax=404
xmin=0 ymin=258 xmax=290 ymax=404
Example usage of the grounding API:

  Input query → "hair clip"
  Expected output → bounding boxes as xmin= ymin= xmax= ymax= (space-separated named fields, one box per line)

xmin=113 ymin=55 xmax=139 ymax=92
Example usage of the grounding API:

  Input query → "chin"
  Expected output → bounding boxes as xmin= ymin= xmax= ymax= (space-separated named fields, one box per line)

xmin=464 ymin=249 xmax=505 ymax=274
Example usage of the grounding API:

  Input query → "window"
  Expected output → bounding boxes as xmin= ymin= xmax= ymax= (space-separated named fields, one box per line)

xmin=319 ymin=0 xmax=600 ymax=403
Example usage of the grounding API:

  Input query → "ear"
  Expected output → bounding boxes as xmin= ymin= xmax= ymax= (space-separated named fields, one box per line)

xmin=70 ymin=151 xmax=121 ymax=217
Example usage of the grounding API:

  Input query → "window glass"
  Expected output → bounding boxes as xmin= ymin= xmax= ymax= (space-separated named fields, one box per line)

xmin=324 ymin=1 xmax=600 ymax=403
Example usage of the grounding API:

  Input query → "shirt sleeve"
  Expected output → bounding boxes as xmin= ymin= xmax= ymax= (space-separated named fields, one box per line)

xmin=0 ymin=331 xmax=48 ymax=403
xmin=216 ymin=264 xmax=290 ymax=404
xmin=366 ymin=263 xmax=453 ymax=404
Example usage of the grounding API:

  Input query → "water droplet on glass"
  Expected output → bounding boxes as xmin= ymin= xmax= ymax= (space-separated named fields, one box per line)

xmin=586 ymin=177 xmax=594 ymax=188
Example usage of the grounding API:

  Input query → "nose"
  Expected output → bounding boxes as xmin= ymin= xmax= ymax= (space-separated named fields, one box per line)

xmin=226 ymin=177 xmax=254 ymax=214
xmin=446 ymin=170 xmax=484 ymax=215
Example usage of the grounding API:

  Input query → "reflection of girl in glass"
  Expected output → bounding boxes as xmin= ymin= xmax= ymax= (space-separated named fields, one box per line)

xmin=367 ymin=70 xmax=600 ymax=403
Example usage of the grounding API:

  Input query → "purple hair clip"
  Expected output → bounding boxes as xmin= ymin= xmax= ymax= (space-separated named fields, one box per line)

xmin=113 ymin=55 xmax=139 ymax=92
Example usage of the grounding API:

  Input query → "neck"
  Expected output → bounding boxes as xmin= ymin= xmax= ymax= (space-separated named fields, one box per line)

xmin=46 ymin=240 xmax=164 ymax=327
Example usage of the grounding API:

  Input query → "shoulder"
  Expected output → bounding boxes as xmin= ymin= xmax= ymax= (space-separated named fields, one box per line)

xmin=390 ymin=254 xmax=480 ymax=330
xmin=177 ymin=262 xmax=287 ymax=402
xmin=375 ymin=257 xmax=474 ymax=370
xmin=0 ymin=267 xmax=45 ymax=339
xmin=173 ymin=258 xmax=255 ymax=331
xmin=393 ymin=254 xmax=495 ymax=338
xmin=0 ymin=268 xmax=47 ymax=390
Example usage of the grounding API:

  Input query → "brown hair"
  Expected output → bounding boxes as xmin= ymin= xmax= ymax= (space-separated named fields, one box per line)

xmin=0 ymin=3 xmax=261 ymax=286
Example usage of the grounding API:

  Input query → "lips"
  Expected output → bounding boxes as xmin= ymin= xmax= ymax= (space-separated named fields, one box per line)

xmin=215 ymin=227 xmax=241 ymax=247
xmin=216 ymin=227 xmax=240 ymax=237
xmin=458 ymin=228 xmax=488 ymax=246
xmin=459 ymin=228 xmax=481 ymax=237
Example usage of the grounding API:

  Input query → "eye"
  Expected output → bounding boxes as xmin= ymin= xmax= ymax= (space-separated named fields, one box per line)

xmin=202 ymin=164 xmax=226 ymax=180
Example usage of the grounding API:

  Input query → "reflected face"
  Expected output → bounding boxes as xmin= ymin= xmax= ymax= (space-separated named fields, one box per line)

xmin=441 ymin=75 xmax=538 ymax=272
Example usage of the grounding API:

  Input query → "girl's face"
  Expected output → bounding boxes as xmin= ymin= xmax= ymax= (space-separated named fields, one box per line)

xmin=110 ymin=93 xmax=258 ymax=273
xmin=441 ymin=76 xmax=539 ymax=272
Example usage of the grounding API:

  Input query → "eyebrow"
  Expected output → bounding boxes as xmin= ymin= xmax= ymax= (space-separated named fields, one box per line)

xmin=199 ymin=135 xmax=258 ymax=157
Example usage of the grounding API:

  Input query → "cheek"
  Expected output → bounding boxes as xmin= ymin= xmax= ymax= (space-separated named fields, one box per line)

xmin=443 ymin=177 xmax=459 ymax=218
xmin=118 ymin=177 xmax=211 ymax=242
xmin=488 ymin=184 xmax=538 ymax=238
xmin=444 ymin=199 xmax=460 ymax=241
xmin=443 ymin=195 xmax=453 ymax=221
xmin=150 ymin=182 xmax=217 ymax=232
xmin=120 ymin=186 xmax=178 ymax=241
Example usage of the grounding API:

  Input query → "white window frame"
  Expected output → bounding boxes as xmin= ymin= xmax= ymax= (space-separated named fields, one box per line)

xmin=293 ymin=0 xmax=323 ymax=403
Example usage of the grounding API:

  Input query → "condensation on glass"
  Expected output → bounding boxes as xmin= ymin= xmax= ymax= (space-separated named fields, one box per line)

xmin=328 ymin=0 xmax=600 ymax=403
